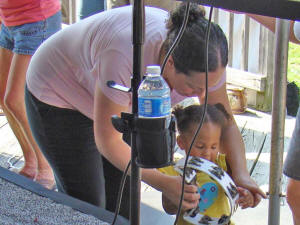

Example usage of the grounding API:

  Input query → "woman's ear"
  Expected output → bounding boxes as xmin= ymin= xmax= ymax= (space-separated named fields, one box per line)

xmin=162 ymin=56 xmax=175 ymax=89
xmin=177 ymin=135 xmax=186 ymax=150
xmin=167 ymin=55 xmax=174 ymax=68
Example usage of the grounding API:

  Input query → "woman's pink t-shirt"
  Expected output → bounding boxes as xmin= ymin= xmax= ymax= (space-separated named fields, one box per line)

xmin=0 ymin=0 xmax=60 ymax=26
xmin=26 ymin=6 xmax=225 ymax=120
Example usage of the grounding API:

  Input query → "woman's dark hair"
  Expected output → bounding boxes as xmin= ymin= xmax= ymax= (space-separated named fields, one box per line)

xmin=173 ymin=103 xmax=231 ymax=134
xmin=165 ymin=3 xmax=228 ymax=75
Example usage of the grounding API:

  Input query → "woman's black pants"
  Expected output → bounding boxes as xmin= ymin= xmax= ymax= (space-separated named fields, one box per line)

xmin=25 ymin=86 xmax=130 ymax=219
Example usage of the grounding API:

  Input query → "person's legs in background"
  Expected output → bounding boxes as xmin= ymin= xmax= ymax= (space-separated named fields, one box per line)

xmin=106 ymin=0 xmax=181 ymax=11
xmin=77 ymin=0 xmax=105 ymax=20
xmin=286 ymin=178 xmax=300 ymax=225
xmin=0 ymin=25 xmax=38 ymax=180
xmin=0 ymin=12 xmax=61 ymax=189
xmin=130 ymin=0 xmax=180 ymax=11
xmin=0 ymin=48 xmax=40 ymax=180
xmin=5 ymin=53 xmax=56 ymax=188
xmin=284 ymin=107 xmax=300 ymax=225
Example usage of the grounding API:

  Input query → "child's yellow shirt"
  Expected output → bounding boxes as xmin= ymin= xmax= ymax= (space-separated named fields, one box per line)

xmin=158 ymin=154 xmax=234 ymax=225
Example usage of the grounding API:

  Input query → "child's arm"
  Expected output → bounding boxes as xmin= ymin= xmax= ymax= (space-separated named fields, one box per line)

xmin=236 ymin=187 xmax=255 ymax=209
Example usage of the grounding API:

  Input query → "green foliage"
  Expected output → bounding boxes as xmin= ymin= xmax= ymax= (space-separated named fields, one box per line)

xmin=288 ymin=42 xmax=300 ymax=100
xmin=288 ymin=43 xmax=300 ymax=86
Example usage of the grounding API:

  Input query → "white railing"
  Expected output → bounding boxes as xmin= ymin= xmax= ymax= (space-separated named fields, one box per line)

xmin=211 ymin=9 xmax=275 ymax=111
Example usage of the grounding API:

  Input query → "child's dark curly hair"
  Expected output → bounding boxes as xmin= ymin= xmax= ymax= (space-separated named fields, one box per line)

xmin=172 ymin=103 xmax=231 ymax=134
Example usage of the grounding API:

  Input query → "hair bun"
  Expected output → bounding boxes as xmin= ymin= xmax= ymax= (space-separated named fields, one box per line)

xmin=168 ymin=3 xmax=206 ymax=30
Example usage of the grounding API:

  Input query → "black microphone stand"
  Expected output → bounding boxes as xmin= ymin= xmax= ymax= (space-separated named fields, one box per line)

xmin=108 ymin=2 xmax=174 ymax=224
xmin=130 ymin=0 xmax=145 ymax=224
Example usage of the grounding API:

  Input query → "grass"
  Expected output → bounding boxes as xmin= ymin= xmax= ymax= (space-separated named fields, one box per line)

xmin=287 ymin=42 xmax=300 ymax=89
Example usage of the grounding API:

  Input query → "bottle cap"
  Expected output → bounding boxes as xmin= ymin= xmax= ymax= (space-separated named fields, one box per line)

xmin=146 ymin=65 xmax=161 ymax=75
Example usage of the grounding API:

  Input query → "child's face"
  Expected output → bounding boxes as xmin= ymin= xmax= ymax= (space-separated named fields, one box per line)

xmin=177 ymin=122 xmax=222 ymax=162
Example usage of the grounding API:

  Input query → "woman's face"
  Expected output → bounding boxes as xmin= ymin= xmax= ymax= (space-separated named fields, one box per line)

xmin=165 ymin=63 xmax=225 ymax=99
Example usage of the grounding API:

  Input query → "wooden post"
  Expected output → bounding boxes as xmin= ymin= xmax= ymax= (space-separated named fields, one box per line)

xmin=242 ymin=15 xmax=250 ymax=71
xmin=213 ymin=8 xmax=219 ymax=24
xmin=228 ymin=13 xmax=234 ymax=67
xmin=61 ymin=0 xmax=77 ymax=24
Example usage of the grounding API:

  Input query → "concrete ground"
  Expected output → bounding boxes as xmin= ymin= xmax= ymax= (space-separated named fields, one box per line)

xmin=0 ymin=106 xmax=296 ymax=225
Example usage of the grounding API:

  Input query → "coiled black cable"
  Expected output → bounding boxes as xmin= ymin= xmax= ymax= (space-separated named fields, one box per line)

xmin=111 ymin=160 xmax=131 ymax=225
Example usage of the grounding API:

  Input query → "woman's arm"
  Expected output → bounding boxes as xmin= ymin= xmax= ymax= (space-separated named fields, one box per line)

xmin=162 ymin=194 xmax=179 ymax=214
xmin=94 ymin=86 xmax=200 ymax=210
xmin=199 ymin=82 xmax=267 ymax=205
xmin=227 ymin=10 xmax=300 ymax=44
xmin=246 ymin=14 xmax=300 ymax=44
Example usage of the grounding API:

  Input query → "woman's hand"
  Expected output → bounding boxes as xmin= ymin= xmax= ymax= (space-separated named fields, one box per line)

xmin=161 ymin=176 xmax=200 ymax=212
xmin=234 ymin=174 xmax=267 ymax=207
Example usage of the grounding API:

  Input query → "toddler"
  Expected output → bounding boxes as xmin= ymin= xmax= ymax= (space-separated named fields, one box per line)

xmin=159 ymin=103 xmax=254 ymax=224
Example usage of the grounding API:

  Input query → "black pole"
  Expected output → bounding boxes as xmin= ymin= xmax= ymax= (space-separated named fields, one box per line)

xmin=131 ymin=1 xmax=144 ymax=225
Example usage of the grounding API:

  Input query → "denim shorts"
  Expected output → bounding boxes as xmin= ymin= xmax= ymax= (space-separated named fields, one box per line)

xmin=0 ymin=11 xmax=61 ymax=55
xmin=283 ymin=107 xmax=300 ymax=180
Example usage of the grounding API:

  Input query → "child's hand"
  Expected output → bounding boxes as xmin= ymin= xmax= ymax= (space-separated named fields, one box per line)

xmin=236 ymin=187 xmax=255 ymax=209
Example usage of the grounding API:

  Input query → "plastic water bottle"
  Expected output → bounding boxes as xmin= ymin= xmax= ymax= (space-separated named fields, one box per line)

xmin=138 ymin=65 xmax=171 ymax=125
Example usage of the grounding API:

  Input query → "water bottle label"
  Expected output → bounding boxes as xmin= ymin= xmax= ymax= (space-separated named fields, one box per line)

xmin=138 ymin=97 xmax=171 ymax=117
